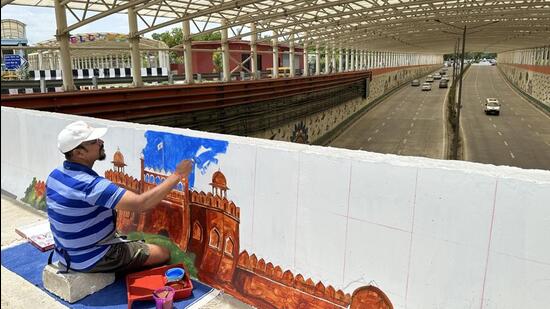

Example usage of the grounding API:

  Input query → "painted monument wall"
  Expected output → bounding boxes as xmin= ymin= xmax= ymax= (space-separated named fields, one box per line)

xmin=252 ymin=65 xmax=440 ymax=144
xmin=498 ymin=64 xmax=550 ymax=107
xmin=2 ymin=106 xmax=549 ymax=309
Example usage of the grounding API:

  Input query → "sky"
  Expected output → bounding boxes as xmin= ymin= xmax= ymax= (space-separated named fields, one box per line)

xmin=2 ymin=5 xmax=191 ymax=44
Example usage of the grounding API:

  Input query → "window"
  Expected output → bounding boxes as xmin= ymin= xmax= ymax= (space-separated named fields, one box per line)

xmin=209 ymin=228 xmax=221 ymax=250
xmin=192 ymin=221 xmax=202 ymax=242
xmin=224 ymin=237 xmax=234 ymax=257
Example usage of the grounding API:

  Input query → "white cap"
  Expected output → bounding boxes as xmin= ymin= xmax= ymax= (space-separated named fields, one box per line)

xmin=57 ymin=121 xmax=107 ymax=153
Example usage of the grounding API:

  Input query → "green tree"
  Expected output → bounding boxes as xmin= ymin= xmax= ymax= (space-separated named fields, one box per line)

xmin=212 ymin=48 xmax=223 ymax=73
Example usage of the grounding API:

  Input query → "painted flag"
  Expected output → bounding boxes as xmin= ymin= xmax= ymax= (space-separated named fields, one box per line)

xmin=157 ymin=141 xmax=163 ymax=151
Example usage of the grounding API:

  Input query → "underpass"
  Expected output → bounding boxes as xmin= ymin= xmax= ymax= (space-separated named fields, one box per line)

xmin=329 ymin=70 xmax=449 ymax=159
xmin=461 ymin=65 xmax=550 ymax=170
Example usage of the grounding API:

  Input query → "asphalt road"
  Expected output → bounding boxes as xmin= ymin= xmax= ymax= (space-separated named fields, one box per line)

xmin=460 ymin=65 xmax=550 ymax=170
xmin=329 ymin=70 xmax=448 ymax=159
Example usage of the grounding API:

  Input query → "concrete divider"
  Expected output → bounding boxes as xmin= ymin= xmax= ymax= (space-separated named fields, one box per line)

xmin=1 ymin=106 xmax=549 ymax=309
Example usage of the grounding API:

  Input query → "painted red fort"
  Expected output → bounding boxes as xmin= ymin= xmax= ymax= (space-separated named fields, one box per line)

xmin=106 ymin=149 xmax=393 ymax=309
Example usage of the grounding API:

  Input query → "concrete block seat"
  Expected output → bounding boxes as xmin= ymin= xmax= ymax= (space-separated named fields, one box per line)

xmin=42 ymin=262 xmax=115 ymax=303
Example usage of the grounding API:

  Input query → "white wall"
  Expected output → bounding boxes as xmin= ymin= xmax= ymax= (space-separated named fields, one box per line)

xmin=2 ymin=106 xmax=549 ymax=309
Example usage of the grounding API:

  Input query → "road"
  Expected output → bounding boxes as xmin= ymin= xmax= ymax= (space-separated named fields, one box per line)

xmin=329 ymin=70 xmax=448 ymax=159
xmin=460 ymin=65 xmax=550 ymax=170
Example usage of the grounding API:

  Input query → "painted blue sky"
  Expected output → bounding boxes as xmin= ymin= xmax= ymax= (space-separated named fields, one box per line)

xmin=143 ymin=131 xmax=228 ymax=188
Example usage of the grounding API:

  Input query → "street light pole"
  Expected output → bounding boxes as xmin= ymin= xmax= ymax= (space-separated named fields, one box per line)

xmin=453 ymin=25 xmax=467 ymax=159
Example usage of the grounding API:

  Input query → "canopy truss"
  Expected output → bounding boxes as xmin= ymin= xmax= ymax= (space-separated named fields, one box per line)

xmin=3 ymin=0 xmax=549 ymax=53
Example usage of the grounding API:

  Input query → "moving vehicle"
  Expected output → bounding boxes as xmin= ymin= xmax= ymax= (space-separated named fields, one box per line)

xmin=426 ymin=75 xmax=434 ymax=82
xmin=484 ymin=98 xmax=501 ymax=115
xmin=411 ymin=79 xmax=420 ymax=86
xmin=433 ymin=73 xmax=442 ymax=80
xmin=421 ymin=83 xmax=432 ymax=91
xmin=439 ymin=79 xmax=448 ymax=88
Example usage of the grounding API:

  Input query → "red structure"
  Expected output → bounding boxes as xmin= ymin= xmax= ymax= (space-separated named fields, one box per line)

xmin=107 ymin=149 xmax=392 ymax=309
xmin=170 ymin=40 xmax=304 ymax=74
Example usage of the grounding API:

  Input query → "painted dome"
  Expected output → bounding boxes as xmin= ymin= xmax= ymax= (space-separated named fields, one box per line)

xmin=210 ymin=171 xmax=228 ymax=190
xmin=112 ymin=148 xmax=126 ymax=167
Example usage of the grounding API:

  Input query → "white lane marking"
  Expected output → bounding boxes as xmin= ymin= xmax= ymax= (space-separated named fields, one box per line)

xmin=527 ymin=124 xmax=532 ymax=128
xmin=521 ymin=117 xmax=525 ymax=121
xmin=407 ymin=130 xmax=411 ymax=135
xmin=492 ymin=124 xmax=497 ymax=128
xmin=386 ymin=117 xmax=391 ymax=120
xmin=410 ymin=123 xmax=415 ymax=128
xmin=415 ymin=111 xmax=419 ymax=115
xmin=504 ymin=141 xmax=508 ymax=146
xmin=536 ymin=132 xmax=540 ymax=136
xmin=403 ymin=139 xmax=408 ymax=144
xmin=497 ymin=131 xmax=502 ymax=136
xmin=368 ymin=137 xmax=372 ymax=141
xmin=375 ymin=129 xmax=379 ymax=133
xmin=488 ymin=118 xmax=492 ymax=122
xmin=510 ymin=152 xmax=515 ymax=159
xmin=382 ymin=122 xmax=386 ymax=126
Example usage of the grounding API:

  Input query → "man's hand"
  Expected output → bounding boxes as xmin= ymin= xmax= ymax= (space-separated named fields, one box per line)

xmin=175 ymin=159 xmax=194 ymax=178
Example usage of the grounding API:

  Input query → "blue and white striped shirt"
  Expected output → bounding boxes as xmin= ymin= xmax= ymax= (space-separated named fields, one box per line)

xmin=46 ymin=161 xmax=126 ymax=271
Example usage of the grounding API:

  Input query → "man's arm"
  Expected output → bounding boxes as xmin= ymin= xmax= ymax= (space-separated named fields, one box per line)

xmin=116 ymin=159 xmax=193 ymax=213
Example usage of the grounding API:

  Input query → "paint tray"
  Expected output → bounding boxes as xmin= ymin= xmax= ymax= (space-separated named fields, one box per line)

xmin=126 ymin=263 xmax=193 ymax=309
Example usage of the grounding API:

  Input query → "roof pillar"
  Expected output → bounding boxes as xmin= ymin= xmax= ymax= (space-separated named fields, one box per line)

xmin=315 ymin=44 xmax=320 ymax=75
xmin=128 ymin=6 xmax=143 ymax=87
xmin=250 ymin=23 xmax=258 ymax=79
xmin=221 ymin=20 xmax=230 ymax=82
xmin=53 ymin=0 xmax=75 ymax=91
xmin=302 ymin=41 xmax=308 ymax=77
xmin=289 ymin=34 xmax=295 ymax=77
xmin=182 ymin=19 xmax=193 ymax=84
xmin=272 ymin=38 xmax=279 ymax=78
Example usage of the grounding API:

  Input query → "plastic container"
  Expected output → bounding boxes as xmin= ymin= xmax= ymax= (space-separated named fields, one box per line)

xmin=125 ymin=263 xmax=193 ymax=309
xmin=164 ymin=267 xmax=185 ymax=283
xmin=153 ymin=286 xmax=175 ymax=309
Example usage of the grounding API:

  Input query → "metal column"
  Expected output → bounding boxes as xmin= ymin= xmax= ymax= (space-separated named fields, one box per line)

xmin=128 ymin=6 xmax=143 ymax=87
xmin=182 ymin=19 xmax=193 ymax=84
xmin=250 ymin=23 xmax=258 ymax=79
xmin=53 ymin=0 xmax=75 ymax=91
xmin=221 ymin=20 xmax=230 ymax=82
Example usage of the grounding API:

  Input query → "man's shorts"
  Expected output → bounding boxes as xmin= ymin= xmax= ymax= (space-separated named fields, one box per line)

xmin=88 ymin=241 xmax=150 ymax=273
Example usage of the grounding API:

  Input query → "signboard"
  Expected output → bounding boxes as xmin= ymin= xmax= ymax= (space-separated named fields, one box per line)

xmin=4 ymin=54 xmax=22 ymax=70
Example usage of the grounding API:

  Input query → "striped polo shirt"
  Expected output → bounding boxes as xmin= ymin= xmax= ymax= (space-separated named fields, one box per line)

xmin=46 ymin=161 xmax=126 ymax=271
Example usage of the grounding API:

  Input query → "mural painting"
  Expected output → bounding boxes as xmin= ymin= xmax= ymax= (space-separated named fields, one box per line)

xmin=21 ymin=177 xmax=47 ymax=211
xmin=107 ymin=130 xmax=393 ymax=309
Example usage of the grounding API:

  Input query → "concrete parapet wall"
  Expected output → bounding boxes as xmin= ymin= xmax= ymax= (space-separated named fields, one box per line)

xmin=2 ymin=106 xmax=549 ymax=309
xmin=252 ymin=65 xmax=440 ymax=144
xmin=498 ymin=64 xmax=550 ymax=107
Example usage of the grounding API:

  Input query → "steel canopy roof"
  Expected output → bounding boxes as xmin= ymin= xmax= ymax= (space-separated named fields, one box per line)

xmin=2 ymin=0 xmax=549 ymax=54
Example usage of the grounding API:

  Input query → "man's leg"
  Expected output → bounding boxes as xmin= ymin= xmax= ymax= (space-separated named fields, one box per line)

xmin=143 ymin=243 xmax=170 ymax=266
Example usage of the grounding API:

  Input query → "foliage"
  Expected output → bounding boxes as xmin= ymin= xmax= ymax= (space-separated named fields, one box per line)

xmin=151 ymin=29 xmax=222 ymax=65
xmin=212 ymin=48 xmax=223 ymax=73
xmin=21 ymin=177 xmax=47 ymax=211
xmin=127 ymin=231 xmax=198 ymax=278
xmin=443 ymin=52 xmax=497 ymax=61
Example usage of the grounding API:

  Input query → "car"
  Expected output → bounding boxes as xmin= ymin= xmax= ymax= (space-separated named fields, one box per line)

xmin=484 ymin=98 xmax=501 ymax=115
xmin=421 ymin=83 xmax=432 ymax=91
xmin=426 ymin=75 xmax=434 ymax=83
xmin=433 ymin=73 xmax=442 ymax=80
xmin=439 ymin=79 xmax=448 ymax=88
xmin=440 ymin=69 xmax=447 ymax=75
xmin=411 ymin=79 xmax=420 ymax=86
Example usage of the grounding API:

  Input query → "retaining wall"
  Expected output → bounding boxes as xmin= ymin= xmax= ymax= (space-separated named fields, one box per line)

xmin=252 ymin=65 xmax=440 ymax=144
xmin=2 ymin=106 xmax=549 ymax=309
xmin=498 ymin=64 xmax=550 ymax=108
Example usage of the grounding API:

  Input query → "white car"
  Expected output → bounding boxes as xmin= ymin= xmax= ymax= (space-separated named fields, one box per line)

xmin=421 ymin=83 xmax=432 ymax=91
xmin=433 ymin=73 xmax=442 ymax=80
xmin=426 ymin=75 xmax=434 ymax=82
xmin=484 ymin=98 xmax=500 ymax=115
